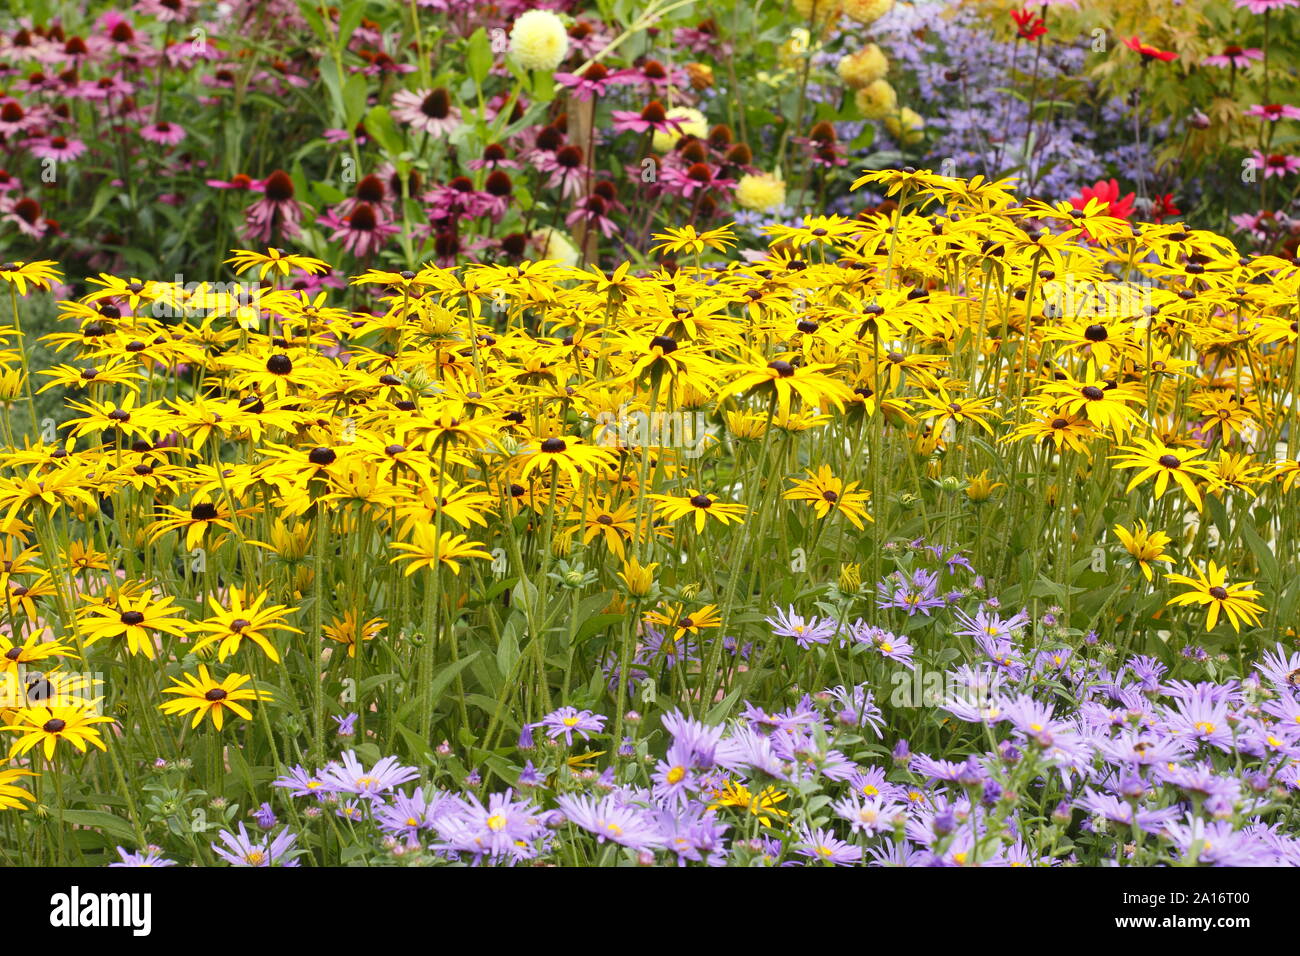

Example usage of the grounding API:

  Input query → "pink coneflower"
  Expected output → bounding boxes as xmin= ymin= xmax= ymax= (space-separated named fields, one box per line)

xmin=466 ymin=143 xmax=521 ymax=172
xmin=139 ymin=120 xmax=186 ymax=146
xmin=610 ymin=100 xmax=683 ymax=135
xmin=0 ymin=169 xmax=20 ymax=193
xmin=391 ymin=88 xmax=460 ymax=136
xmin=1235 ymin=0 xmax=1300 ymax=12
xmin=565 ymin=20 xmax=610 ymax=58
xmin=334 ymin=174 xmax=392 ymax=218
xmin=244 ymin=169 xmax=302 ymax=242
xmin=206 ymin=173 xmax=264 ymax=191
xmin=565 ymin=194 xmax=617 ymax=237
xmin=611 ymin=60 xmax=681 ymax=92
xmin=1248 ymin=103 xmax=1300 ymax=121
xmin=537 ymin=144 xmax=591 ymax=199
xmin=660 ymin=161 xmax=734 ymax=199
xmin=555 ymin=62 xmax=623 ymax=101
xmin=1203 ymin=45 xmax=1263 ymax=68
xmin=422 ymin=177 xmax=498 ymax=221
xmin=27 ymin=135 xmax=86 ymax=162
xmin=321 ymin=202 xmax=399 ymax=258
xmin=79 ymin=74 xmax=136 ymax=100
xmin=674 ymin=22 xmax=730 ymax=56
xmin=138 ymin=0 xmax=194 ymax=21
xmin=1231 ymin=209 xmax=1282 ymax=241
xmin=4 ymin=196 xmax=47 ymax=239
xmin=0 ymin=100 xmax=39 ymax=135
xmin=1252 ymin=150 xmax=1300 ymax=178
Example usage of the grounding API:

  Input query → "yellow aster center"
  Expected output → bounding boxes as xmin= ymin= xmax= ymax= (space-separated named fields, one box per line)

xmin=816 ymin=845 xmax=834 ymax=857
xmin=666 ymin=766 xmax=686 ymax=785
xmin=1194 ymin=721 xmax=1215 ymax=735
xmin=603 ymin=821 xmax=623 ymax=836
xmin=563 ymin=716 xmax=580 ymax=727
xmin=880 ymin=642 xmax=893 ymax=652
xmin=487 ymin=814 xmax=507 ymax=831
xmin=244 ymin=850 xmax=266 ymax=865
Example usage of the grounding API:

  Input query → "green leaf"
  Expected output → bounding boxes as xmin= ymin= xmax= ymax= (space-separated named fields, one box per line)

xmin=1240 ymin=519 xmax=1278 ymax=582
xmin=467 ymin=28 xmax=493 ymax=87
xmin=429 ymin=652 xmax=481 ymax=710
xmin=343 ymin=72 xmax=369 ymax=129
xmin=705 ymin=687 xmax=743 ymax=724
xmin=60 ymin=810 xmax=137 ymax=844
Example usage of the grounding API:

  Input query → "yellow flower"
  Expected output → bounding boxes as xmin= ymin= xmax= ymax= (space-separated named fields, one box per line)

xmin=652 ymin=106 xmax=709 ymax=152
xmin=837 ymin=43 xmax=889 ymax=89
xmin=323 ymin=611 xmax=387 ymax=658
xmin=735 ymin=172 xmax=788 ymax=212
xmin=509 ymin=9 xmax=569 ymax=71
xmin=389 ymin=528 xmax=493 ymax=576
xmin=965 ymin=470 xmax=1006 ymax=503
xmin=190 ymin=588 xmax=303 ymax=664
xmin=0 ymin=260 xmax=62 ymax=296
xmin=649 ymin=224 xmax=737 ymax=257
xmin=885 ymin=107 xmax=925 ymax=145
xmin=1113 ymin=521 xmax=1174 ymax=582
xmin=3 ymin=703 xmax=113 ymax=761
xmin=617 ymin=557 xmax=659 ymax=598
xmin=710 ymin=780 xmax=789 ymax=827
xmin=842 ymin=0 xmax=893 ymax=24
xmin=0 ymin=767 xmax=35 ymax=809
xmin=160 ymin=665 xmax=269 ymax=730
xmin=224 ymin=248 xmax=329 ymax=280
xmin=785 ymin=465 xmax=874 ymax=527
xmin=1109 ymin=438 xmax=1218 ymax=512
xmin=648 ymin=490 xmax=747 ymax=534
xmin=1165 ymin=561 xmax=1264 ymax=633
xmin=854 ymin=79 xmax=897 ymax=119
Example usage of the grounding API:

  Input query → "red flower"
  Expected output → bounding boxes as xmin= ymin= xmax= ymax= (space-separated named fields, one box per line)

xmin=1150 ymin=193 xmax=1181 ymax=224
xmin=1011 ymin=8 xmax=1047 ymax=41
xmin=1070 ymin=179 xmax=1136 ymax=220
xmin=1124 ymin=36 xmax=1177 ymax=62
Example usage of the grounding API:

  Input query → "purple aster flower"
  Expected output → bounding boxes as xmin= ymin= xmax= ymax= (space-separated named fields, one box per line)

xmin=824 ymin=683 xmax=886 ymax=736
xmin=318 ymin=751 xmax=421 ymax=801
xmin=876 ymin=568 xmax=945 ymax=616
xmin=831 ymin=793 xmax=901 ymax=836
xmin=433 ymin=789 xmax=546 ymax=864
xmin=764 ymin=605 xmax=837 ymax=649
xmin=715 ymin=723 xmax=789 ymax=779
xmin=537 ymin=706 xmax=607 ymax=746
xmin=375 ymin=787 xmax=454 ymax=843
xmin=211 ymin=823 xmax=301 ymax=867
xmin=795 ymin=825 xmax=862 ymax=866
xmin=653 ymin=806 xmax=730 ymax=866
xmin=272 ymin=764 xmax=328 ymax=799
xmin=518 ymin=760 xmax=545 ymax=787
xmin=110 ymin=846 xmax=176 ymax=867
xmin=252 ymin=802 xmax=277 ymax=829
xmin=555 ymin=794 xmax=666 ymax=852
xmin=333 ymin=713 xmax=358 ymax=737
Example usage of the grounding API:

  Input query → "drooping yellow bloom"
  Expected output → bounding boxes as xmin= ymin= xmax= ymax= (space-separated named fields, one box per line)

xmin=389 ymin=528 xmax=493 ymax=576
xmin=224 ymin=248 xmax=330 ymax=280
xmin=784 ymin=466 xmax=873 ymax=527
xmin=1112 ymin=521 xmax=1174 ymax=582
